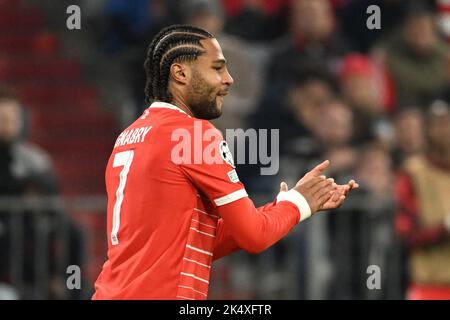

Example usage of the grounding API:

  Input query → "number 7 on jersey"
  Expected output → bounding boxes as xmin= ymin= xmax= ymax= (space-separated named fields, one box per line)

xmin=111 ymin=150 xmax=134 ymax=245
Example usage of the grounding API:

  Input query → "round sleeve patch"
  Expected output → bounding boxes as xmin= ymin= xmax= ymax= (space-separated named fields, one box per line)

xmin=219 ymin=141 xmax=235 ymax=168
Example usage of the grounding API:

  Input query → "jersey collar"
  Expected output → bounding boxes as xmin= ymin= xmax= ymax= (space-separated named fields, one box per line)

xmin=149 ymin=101 xmax=191 ymax=117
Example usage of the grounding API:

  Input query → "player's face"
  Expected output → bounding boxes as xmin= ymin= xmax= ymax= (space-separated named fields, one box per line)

xmin=187 ymin=38 xmax=234 ymax=120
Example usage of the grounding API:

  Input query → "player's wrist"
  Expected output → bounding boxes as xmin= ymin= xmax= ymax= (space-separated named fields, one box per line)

xmin=276 ymin=189 xmax=312 ymax=223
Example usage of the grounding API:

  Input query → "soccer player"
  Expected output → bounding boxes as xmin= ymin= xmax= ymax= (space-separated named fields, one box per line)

xmin=93 ymin=25 xmax=358 ymax=300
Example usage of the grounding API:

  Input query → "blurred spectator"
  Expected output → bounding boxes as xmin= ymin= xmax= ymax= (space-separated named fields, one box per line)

xmin=181 ymin=0 xmax=265 ymax=131
xmin=356 ymin=144 xmax=394 ymax=201
xmin=338 ymin=53 xmax=392 ymax=144
xmin=392 ymin=108 xmax=426 ymax=167
xmin=314 ymin=100 xmax=358 ymax=181
xmin=263 ymin=0 xmax=349 ymax=112
xmin=375 ymin=1 xmax=450 ymax=108
xmin=0 ymin=88 xmax=84 ymax=299
xmin=395 ymin=100 xmax=450 ymax=299
xmin=269 ymin=0 xmax=348 ymax=78
xmin=248 ymin=68 xmax=337 ymax=193
xmin=0 ymin=89 xmax=57 ymax=197
xmin=285 ymin=70 xmax=337 ymax=140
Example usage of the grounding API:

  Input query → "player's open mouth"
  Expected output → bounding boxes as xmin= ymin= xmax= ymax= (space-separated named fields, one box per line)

xmin=217 ymin=91 xmax=228 ymax=97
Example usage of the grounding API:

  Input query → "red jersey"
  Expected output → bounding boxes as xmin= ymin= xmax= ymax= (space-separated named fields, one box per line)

xmin=93 ymin=101 xmax=308 ymax=300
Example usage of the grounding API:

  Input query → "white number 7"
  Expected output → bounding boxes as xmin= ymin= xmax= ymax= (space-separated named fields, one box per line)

xmin=111 ymin=150 xmax=134 ymax=245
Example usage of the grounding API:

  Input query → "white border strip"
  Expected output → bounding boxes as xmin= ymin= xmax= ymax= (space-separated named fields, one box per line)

xmin=192 ymin=219 xmax=216 ymax=229
xmin=180 ymin=272 xmax=209 ymax=284
xmin=276 ymin=189 xmax=312 ymax=222
xmin=178 ymin=285 xmax=207 ymax=297
xmin=183 ymin=257 xmax=211 ymax=269
xmin=190 ymin=227 xmax=215 ymax=238
xmin=194 ymin=208 xmax=220 ymax=219
xmin=186 ymin=244 xmax=213 ymax=256
xmin=214 ymin=189 xmax=248 ymax=206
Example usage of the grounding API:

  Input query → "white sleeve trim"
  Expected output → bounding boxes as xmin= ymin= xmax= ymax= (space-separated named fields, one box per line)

xmin=276 ymin=189 xmax=312 ymax=223
xmin=214 ymin=189 xmax=248 ymax=206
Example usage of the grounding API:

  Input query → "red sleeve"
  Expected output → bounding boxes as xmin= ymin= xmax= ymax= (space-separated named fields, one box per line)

xmin=215 ymin=196 xmax=300 ymax=255
xmin=395 ymin=171 xmax=449 ymax=248
xmin=212 ymin=200 xmax=285 ymax=260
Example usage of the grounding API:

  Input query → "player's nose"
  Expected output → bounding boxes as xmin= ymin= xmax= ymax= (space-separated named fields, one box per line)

xmin=223 ymin=68 xmax=234 ymax=86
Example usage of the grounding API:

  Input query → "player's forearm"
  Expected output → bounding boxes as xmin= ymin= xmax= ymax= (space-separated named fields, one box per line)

xmin=213 ymin=200 xmax=298 ymax=260
xmin=216 ymin=195 xmax=303 ymax=254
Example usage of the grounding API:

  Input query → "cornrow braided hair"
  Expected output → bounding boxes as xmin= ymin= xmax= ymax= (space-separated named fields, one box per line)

xmin=144 ymin=24 xmax=214 ymax=103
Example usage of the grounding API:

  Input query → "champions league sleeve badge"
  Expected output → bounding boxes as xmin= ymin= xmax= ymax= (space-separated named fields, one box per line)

xmin=219 ymin=141 xmax=235 ymax=168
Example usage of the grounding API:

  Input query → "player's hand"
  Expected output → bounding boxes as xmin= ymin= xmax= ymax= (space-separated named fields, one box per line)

xmin=319 ymin=179 xmax=359 ymax=211
xmin=293 ymin=175 xmax=336 ymax=214
xmin=279 ymin=181 xmax=289 ymax=193
xmin=297 ymin=160 xmax=330 ymax=183
xmin=279 ymin=160 xmax=334 ymax=214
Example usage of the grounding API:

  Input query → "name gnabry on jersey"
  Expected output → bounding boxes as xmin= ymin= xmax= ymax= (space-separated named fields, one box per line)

xmin=114 ymin=126 xmax=152 ymax=148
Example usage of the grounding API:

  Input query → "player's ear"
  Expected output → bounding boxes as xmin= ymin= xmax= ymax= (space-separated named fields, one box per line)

xmin=170 ymin=63 xmax=190 ymax=85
